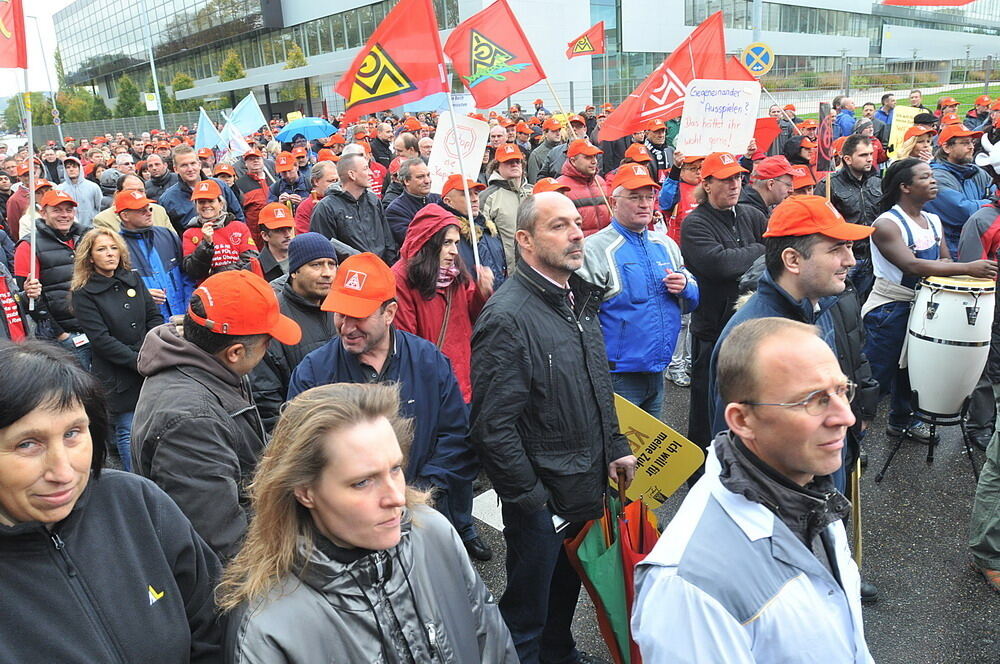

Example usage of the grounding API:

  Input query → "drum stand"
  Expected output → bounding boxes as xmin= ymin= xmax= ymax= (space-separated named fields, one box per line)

xmin=875 ymin=393 xmax=980 ymax=483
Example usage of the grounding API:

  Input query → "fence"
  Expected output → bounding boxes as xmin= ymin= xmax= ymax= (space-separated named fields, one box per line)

xmin=27 ymin=110 xmax=232 ymax=146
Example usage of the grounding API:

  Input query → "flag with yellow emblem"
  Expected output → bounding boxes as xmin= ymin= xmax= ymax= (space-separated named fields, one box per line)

xmin=0 ymin=0 xmax=27 ymax=69
xmin=566 ymin=22 xmax=605 ymax=59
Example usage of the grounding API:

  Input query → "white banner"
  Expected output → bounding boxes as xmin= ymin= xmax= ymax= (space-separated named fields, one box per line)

xmin=676 ymin=79 xmax=761 ymax=157
xmin=427 ymin=111 xmax=490 ymax=194
xmin=144 ymin=92 xmax=158 ymax=112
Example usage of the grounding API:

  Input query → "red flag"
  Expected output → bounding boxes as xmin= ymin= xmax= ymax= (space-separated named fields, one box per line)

xmin=598 ymin=12 xmax=727 ymax=142
xmin=883 ymin=0 xmax=973 ymax=5
xmin=335 ymin=0 xmax=447 ymax=122
xmin=566 ymin=22 xmax=606 ymax=59
xmin=444 ymin=0 xmax=545 ymax=110
xmin=723 ymin=56 xmax=757 ymax=82
xmin=0 ymin=0 xmax=27 ymax=70
xmin=753 ymin=117 xmax=782 ymax=154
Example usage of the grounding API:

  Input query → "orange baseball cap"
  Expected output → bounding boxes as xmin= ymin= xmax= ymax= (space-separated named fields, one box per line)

xmin=495 ymin=144 xmax=524 ymax=162
xmin=976 ymin=95 xmax=992 ymax=106
xmin=498 ymin=117 xmax=513 ymax=128
xmin=441 ymin=174 xmax=486 ymax=198
xmin=213 ymin=164 xmax=236 ymax=177
xmin=831 ymin=137 xmax=848 ymax=156
xmin=790 ymin=165 xmax=816 ymax=190
xmin=39 ymin=190 xmax=76 ymax=207
xmin=904 ymin=125 xmax=936 ymax=141
xmin=797 ymin=119 xmax=819 ymax=130
xmin=940 ymin=112 xmax=963 ymax=126
xmin=15 ymin=161 xmax=32 ymax=176
xmin=275 ymin=153 xmax=296 ymax=173
xmin=542 ymin=118 xmax=563 ymax=131
xmin=33 ymin=178 xmax=54 ymax=191
xmin=764 ymin=195 xmax=875 ymax=241
xmin=799 ymin=138 xmax=818 ymax=149
xmin=567 ymin=114 xmax=586 ymax=126
xmin=515 ymin=121 xmax=531 ymax=134
xmin=258 ymin=202 xmax=295 ymax=229
xmin=567 ymin=139 xmax=602 ymax=157
xmin=187 ymin=270 xmax=301 ymax=344
xmin=990 ymin=100 xmax=1000 ymax=111
xmin=533 ymin=177 xmax=570 ymax=194
xmin=624 ymin=144 xmax=652 ymax=162
xmin=752 ymin=155 xmax=795 ymax=179
xmin=291 ymin=146 xmax=308 ymax=157
xmin=938 ymin=96 xmax=959 ymax=107
xmin=317 ymin=148 xmax=339 ymax=162
xmin=321 ymin=252 xmax=396 ymax=318
xmin=197 ymin=148 xmax=213 ymax=159
xmin=644 ymin=119 xmax=666 ymax=131
xmin=938 ymin=124 xmax=983 ymax=145
xmin=243 ymin=148 xmax=263 ymax=159
xmin=533 ymin=98 xmax=544 ymax=105
xmin=528 ymin=117 xmax=541 ymax=125
xmin=700 ymin=152 xmax=747 ymax=179
xmin=114 ymin=190 xmax=154 ymax=214
xmin=190 ymin=179 xmax=223 ymax=200
xmin=611 ymin=163 xmax=660 ymax=191
xmin=403 ymin=117 xmax=422 ymax=131
xmin=783 ymin=104 xmax=796 ymax=112
xmin=326 ymin=133 xmax=346 ymax=145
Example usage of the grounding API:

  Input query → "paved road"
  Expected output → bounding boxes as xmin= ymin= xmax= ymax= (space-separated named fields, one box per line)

xmin=472 ymin=380 xmax=1000 ymax=663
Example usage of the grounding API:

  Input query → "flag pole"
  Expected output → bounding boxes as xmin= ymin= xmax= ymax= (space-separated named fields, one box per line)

xmin=444 ymin=93 xmax=481 ymax=271
xmin=760 ymin=83 xmax=802 ymax=136
xmin=22 ymin=72 xmax=37 ymax=311
xmin=222 ymin=109 xmax=276 ymax=184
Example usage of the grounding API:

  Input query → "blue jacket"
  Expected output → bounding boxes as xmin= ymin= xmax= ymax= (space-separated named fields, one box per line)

xmin=578 ymin=219 xmax=699 ymax=373
xmin=120 ymin=226 xmax=193 ymax=320
xmin=268 ymin=175 xmax=310 ymax=204
xmin=158 ymin=177 xmax=245 ymax=231
xmin=924 ymin=159 xmax=992 ymax=256
xmin=873 ymin=108 xmax=893 ymax=127
xmin=288 ymin=328 xmax=475 ymax=490
xmin=385 ymin=191 xmax=442 ymax=246
xmin=833 ymin=108 xmax=856 ymax=139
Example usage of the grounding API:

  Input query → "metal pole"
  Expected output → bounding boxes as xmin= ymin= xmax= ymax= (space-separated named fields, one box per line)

xmin=603 ymin=51 xmax=609 ymax=107
xmin=985 ymin=56 xmax=993 ymax=96
xmin=139 ymin=0 xmax=166 ymax=131
xmin=28 ymin=16 xmax=63 ymax=144
xmin=23 ymin=72 xmax=37 ymax=310
xmin=752 ymin=0 xmax=763 ymax=43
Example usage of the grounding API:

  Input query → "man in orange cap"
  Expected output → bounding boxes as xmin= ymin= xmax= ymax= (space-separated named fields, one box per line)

xmin=790 ymin=164 xmax=816 ymax=195
xmin=924 ymin=124 xmax=992 ymax=255
xmin=269 ymin=152 xmax=310 ymax=209
xmin=133 ymin=269 xmax=301 ymax=559
xmin=531 ymin=177 xmax=569 ymax=194
xmin=181 ymin=179 xmax=259 ymax=283
xmin=526 ymin=118 xmax=564 ymax=184
xmin=937 ymin=96 xmax=959 ymax=117
xmin=256 ymin=202 xmax=296 ymax=282
xmin=681 ymin=152 xmax=766 ymax=457
xmin=538 ymin=114 xmax=592 ymax=179
xmin=966 ymin=94 xmax=994 ymax=131
xmin=514 ymin=121 xmax=533 ymax=155
xmin=532 ymin=97 xmax=549 ymax=115
xmin=643 ymin=118 xmax=674 ymax=180
xmin=579 ymin=164 xmax=698 ymax=418
xmin=438 ymin=173 xmax=506 ymax=289
xmin=556 ymin=139 xmax=611 ymax=235
xmin=739 ymin=155 xmax=796 ymax=219
xmin=481 ymin=143 xmax=533 ymax=268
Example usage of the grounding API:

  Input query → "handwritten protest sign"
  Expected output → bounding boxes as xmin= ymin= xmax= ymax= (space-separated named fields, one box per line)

xmin=676 ymin=78 xmax=761 ymax=156
xmin=427 ymin=111 xmax=489 ymax=194
xmin=887 ymin=105 xmax=921 ymax=155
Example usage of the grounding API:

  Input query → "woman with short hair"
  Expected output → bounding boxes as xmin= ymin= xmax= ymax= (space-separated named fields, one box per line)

xmin=218 ymin=382 xmax=516 ymax=664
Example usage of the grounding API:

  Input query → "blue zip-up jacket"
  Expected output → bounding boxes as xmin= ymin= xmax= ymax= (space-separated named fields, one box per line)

xmin=120 ymin=225 xmax=193 ymax=320
xmin=288 ymin=328 xmax=475 ymax=490
xmin=268 ymin=175 xmax=311 ymax=204
xmin=577 ymin=219 xmax=699 ymax=373
xmin=158 ymin=177 xmax=245 ymax=231
xmin=924 ymin=159 xmax=992 ymax=256
xmin=833 ymin=108 xmax=856 ymax=139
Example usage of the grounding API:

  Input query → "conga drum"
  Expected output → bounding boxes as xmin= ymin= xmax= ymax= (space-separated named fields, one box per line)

xmin=906 ymin=276 xmax=996 ymax=420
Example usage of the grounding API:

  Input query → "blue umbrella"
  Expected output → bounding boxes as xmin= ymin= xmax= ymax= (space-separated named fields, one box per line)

xmin=275 ymin=117 xmax=337 ymax=142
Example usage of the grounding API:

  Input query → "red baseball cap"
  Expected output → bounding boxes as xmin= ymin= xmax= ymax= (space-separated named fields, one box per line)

xmin=940 ymin=112 xmax=963 ymax=126
xmin=753 ymin=155 xmax=795 ymax=179
xmin=213 ymin=164 xmax=236 ymax=176
xmin=783 ymin=104 xmax=796 ymax=112
xmin=764 ymin=195 xmax=875 ymax=241
xmin=258 ymin=202 xmax=295 ymax=229
xmin=243 ymin=148 xmax=263 ymax=159
xmin=532 ymin=177 xmax=570 ymax=194
xmin=938 ymin=96 xmax=959 ymax=107
xmin=441 ymin=174 xmax=486 ymax=198
xmin=321 ymin=252 xmax=396 ymax=318
xmin=114 ymin=190 xmax=154 ymax=214
xmin=976 ymin=95 xmax=992 ymax=106
xmin=533 ymin=98 xmax=543 ymax=105
xmin=542 ymin=118 xmax=563 ymax=131
xmin=190 ymin=180 xmax=223 ymax=200
xmin=515 ymin=121 xmax=531 ymax=134
xmin=831 ymin=137 xmax=848 ymax=156
xmin=39 ymin=190 xmax=76 ymax=207
xmin=495 ymin=144 xmax=524 ymax=162
xmin=611 ymin=163 xmax=660 ymax=191
xmin=403 ymin=117 xmax=422 ymax=131
xmin=644 ymin=119 xmax=666 ymax=131
xmin=799 ymin=138 xmax=818 ymax=149
xmin=33 ymin=178 xmax=54 ymax=191
xmin=700 ymin=152 xmax=747 ymax=179
xmin=567 ymin=114 xmax=586 ymax=126
xmin=567 ymin=139 xmax=602 ymax=157
xmin=938 ymin=124 xmax=983 ymax=146
xmin=275 ymin=153 xmax=296 ymax=173
xmin=326 ymin=134 xmax=346 ymax=146
xmin=197 ymin=148 xmax=213 ymax=159
xmin=797 ymin=119 xmax=819 ymax=130
xmin=188 ymin=271 xmax=301 ymax=344
xmin=904 ymin=125 xmax=936 ymax=141
xmin=624 ymin=144 xmax=652 ymax=162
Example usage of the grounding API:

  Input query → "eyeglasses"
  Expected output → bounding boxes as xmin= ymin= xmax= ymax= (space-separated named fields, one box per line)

xmin=740 ymin=380 xmax=856 ymax=416
xmin=615 ymin=194 xmax=656 ymax=203
xmin=949 ymin=139 xmax=976 ymax=147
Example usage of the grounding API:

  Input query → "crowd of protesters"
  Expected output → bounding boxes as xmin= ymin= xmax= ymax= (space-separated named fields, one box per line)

xmin=1 ymin=87 xmax=1000 ymax=663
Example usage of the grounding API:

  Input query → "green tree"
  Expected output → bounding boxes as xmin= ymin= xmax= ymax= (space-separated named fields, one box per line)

xmin=170 ymin=72 xmax=199 ymax=112
xmin=284 ymin=41 xmax=308 ymax=69
xmin=90 ymin=93 xmax=112 ymax=120
xmin=114 ymin=74 xmax=145 ymax=118
xmin=3 ymin=98 xmax=22 ymax=131
xmin=54 ymin=49 xmax=67 ymax=91
xmin=218 ymin=49 xmax=246 ymax=82
xmin=56 ymin=87 xmax=93 ymax=123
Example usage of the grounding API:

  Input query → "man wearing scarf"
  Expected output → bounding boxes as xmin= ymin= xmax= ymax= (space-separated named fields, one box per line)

xmin=633 ymin=317 xmax=874 ymax=663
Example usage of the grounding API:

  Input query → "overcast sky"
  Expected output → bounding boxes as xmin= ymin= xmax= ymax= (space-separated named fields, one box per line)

xmin=0 ymin=0 xmax=73 ymax=98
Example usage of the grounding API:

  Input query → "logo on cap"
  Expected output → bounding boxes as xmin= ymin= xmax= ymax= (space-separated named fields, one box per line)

xmin=130 ymin=191 xmax=144 ymax=200
xmin=720 ymin=154 xmax=734 ymax=165
xmin=197 ymin=182 xmax=211 ymax=192
xmin=630 ymin=165 xmax=646 ymax=176
xmin=344 ymin=270 xmax=368 ymax=291
xmin=273 ymin=207 xmax=286 ymax=218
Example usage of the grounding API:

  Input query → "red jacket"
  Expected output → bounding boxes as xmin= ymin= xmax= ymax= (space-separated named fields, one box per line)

xmin=295 ymin=193 xmax=320 ymax=235
xmin=556 ymin=159 xmax=611 ymax=236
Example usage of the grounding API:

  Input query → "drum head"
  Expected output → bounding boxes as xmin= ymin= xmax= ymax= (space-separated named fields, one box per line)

xmin=921 ymin=276 xmax=996 ymax=293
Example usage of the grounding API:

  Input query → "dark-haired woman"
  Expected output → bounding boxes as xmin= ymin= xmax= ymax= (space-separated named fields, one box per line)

xmin=391 ymin=203 xmax=494 ymax=561
xmin=0 ymin=340 xmax=222 ymax=662
xmin=863 ymin=158 xmax=997 ymax=441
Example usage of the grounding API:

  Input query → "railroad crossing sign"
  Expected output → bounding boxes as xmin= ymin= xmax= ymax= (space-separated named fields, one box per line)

xmin=740 ymin=42 xmax=775 ymax=77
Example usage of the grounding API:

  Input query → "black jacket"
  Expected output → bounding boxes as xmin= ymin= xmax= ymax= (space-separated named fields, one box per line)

xmin=19 ymin=219 xmax=85 ymax=336
xmin=385 ymin=190 xmax=443 ymax=247
xmin=470 ymin=264 xmax=632 ymax=522
xmin=251 ymin=276 xmax=336 ymax=431
xmin=257 ymin=245 xmax=286 ymax=282
xmin=815 ymin=167 xmax=882 ymax=227
xmin=132 ymin=323 xmax=268 ymax=560
xmin=737 ymin=186 xmax=771 ymax=219
xmin=381 ymin=180 xmax=405 ymax=209
xmin=0 ymin=471 xmax=222 ymax=663
xmin=680 ymin=201 xmax=767 ymax=340
xmin=371 ymin=136 xmax=393 ymax=168
xmin=309 ymin=187 xmax=398 ymax=265
xmin=71 ymin=268 xmax=163 ymax=413
xmin=144 ymin=171 xmax=179 ymax=201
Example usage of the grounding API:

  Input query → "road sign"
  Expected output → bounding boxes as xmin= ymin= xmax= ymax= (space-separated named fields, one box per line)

xmin=740 ymin=42 xmax=775 ymax=77
xmin=144 ymin=92 xmax=158 ymax=112
xmin=53 ymin=117 xmax=61 ymax=125
xmin=51 ymin=108 xmax=59 ymax=118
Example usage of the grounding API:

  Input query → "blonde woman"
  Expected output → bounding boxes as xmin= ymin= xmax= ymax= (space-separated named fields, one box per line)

xmin=894 ymin=125 xmax=936 ymax=162
xmin=217 ymin=383 xmax=516 ymax=664
xmin=70 ymin=227 xmax=161 ymax=470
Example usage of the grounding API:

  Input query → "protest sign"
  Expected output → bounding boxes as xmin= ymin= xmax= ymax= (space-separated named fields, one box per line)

xmin=427 ymin=111 xmax=490 ymax=193
xmin=887 ymin=105 xmax=922 ymax=154
xmin=675 ymin=78 xmax=761 ymax=156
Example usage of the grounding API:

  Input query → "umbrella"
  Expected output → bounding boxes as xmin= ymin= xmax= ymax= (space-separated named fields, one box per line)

xmin=275 ymin=117 xmax=337 ymax=142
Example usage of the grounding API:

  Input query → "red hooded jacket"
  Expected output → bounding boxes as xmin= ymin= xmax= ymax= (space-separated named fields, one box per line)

xmin=556 ymin=158 xmax=611 ymax=236
xmin=391 ymin=204 xmax=486 ymax=402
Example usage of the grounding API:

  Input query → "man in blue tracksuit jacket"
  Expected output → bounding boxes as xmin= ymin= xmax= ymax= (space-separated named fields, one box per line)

xmin=924 ymin=125 xmax=993 ymax=256
xmin=577 ymin=164 xmax=699 ymax=419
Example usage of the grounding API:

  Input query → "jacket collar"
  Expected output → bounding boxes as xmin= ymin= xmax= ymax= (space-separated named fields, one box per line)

xmin=515 ymin=262 xmax=600 ymax=310
xmin=80 ymin=267 xmax=139 ymax=294
xmin=756 ymin=269 xmax=838 ymax=324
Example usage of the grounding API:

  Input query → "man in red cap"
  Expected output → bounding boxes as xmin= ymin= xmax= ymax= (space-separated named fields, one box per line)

xmin=556 ymin=139 xmax=611 ymax=235
xmin=481 ymin=143 xmax=533 ymax=269
xmin=439 ymin=173 xmax=507 ymax=290
xmin=256 ymin=202 xmax=296 ymax=282
xmin=681 ymin=152 xmax=767 ymax=458
xmin=133 ymin=269 xmax=301 ymax=559
xmin=739 ymin=155 xmax=796 ymax=219
xmin=967 ymin=94 xmax=995 ymax=131
xmin=526 ymin=118 xmax=564 ymax=184
xmin=924 ymin=124 xmax=992 ymax=255
xmin=579 ymin=164 xmax=699 ymax=418
xmin=181 ymin=179 xmax=259 ymax=283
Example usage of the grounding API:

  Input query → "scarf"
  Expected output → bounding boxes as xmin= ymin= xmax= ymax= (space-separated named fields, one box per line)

xmin=437 ymin=265 xmax=459 ymax=289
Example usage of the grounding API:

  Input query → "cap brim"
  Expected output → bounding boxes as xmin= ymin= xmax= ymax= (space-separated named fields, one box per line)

xmin=321 ymin=291 xmax=382 ymax=318
xmin=820 ymin=221 xmax=876 ymax=242
xmin=706 ymin=164 xmax=748 ymax=179
xmin=270 ymin=313 xmax=302 ymax=345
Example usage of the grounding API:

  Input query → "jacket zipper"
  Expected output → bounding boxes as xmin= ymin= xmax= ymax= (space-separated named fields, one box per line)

xmin=50 ymin=532 xmax=128 ymax=664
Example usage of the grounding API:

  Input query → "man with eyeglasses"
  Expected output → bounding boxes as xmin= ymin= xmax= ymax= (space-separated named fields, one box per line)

xmin=738 ymin=155 xmax=796 ymax=219
xmin=578 ymin=164 xmax=698 ymax=419
xmin=924 ymin=124 xmax=993 ymax=257
xmin=633 ymin=317 xmax=874 ymax=663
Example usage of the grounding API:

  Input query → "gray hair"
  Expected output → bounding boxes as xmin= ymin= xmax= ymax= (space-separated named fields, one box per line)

xmin=311 ymin=161 xmax=336 ymax=185
xmin=398 ymin=158 xmax=425 ymax=182
xmin=337 ymin=153 xmax=367 ymax=181
xmin=341 ymin=144 xmax=365 ymax=158
xmin=515 ymin=194 xmax=539 ymax=233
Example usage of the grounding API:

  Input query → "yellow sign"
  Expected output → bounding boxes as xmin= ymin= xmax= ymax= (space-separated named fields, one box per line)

xmin=347 ymin=44 xmax=416 ymax=108
xmin=614 ymin=394 xmax=705 ymax=508
xmin=572 ymin=36 xmax=596 ymax=55
xmin=886 ymin=105 xmax=921 ymax=155
xmin=740 ymin=42 xmax=775 ymax=77
xmin=286 ymin=111 xmax=303 ymax=122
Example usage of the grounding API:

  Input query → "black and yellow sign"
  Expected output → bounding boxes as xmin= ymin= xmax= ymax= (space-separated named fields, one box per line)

xmin=348 ymin=43 xmax=416 ymax=108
